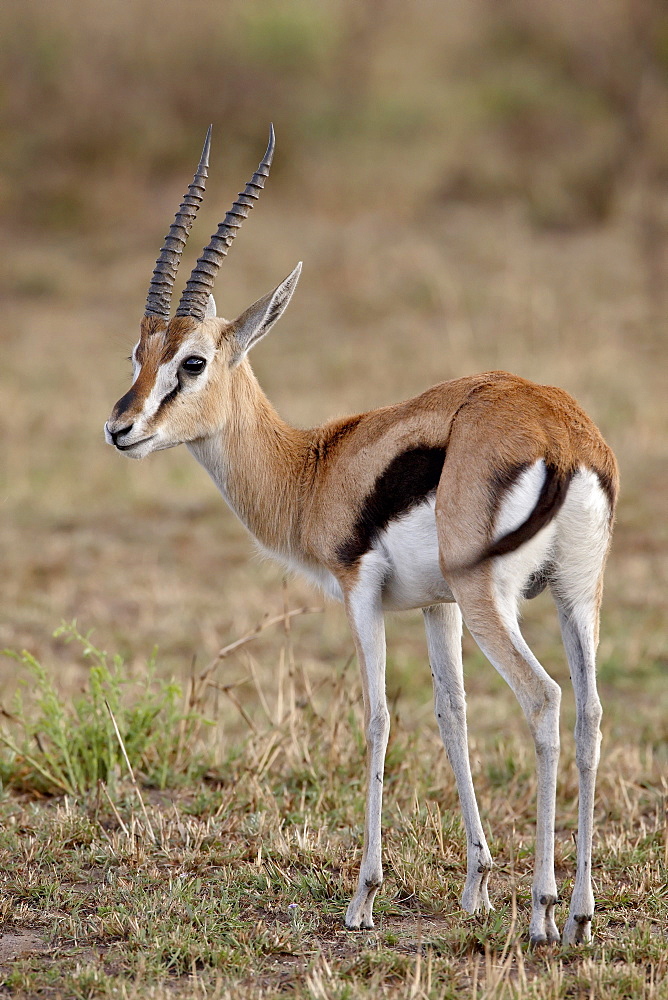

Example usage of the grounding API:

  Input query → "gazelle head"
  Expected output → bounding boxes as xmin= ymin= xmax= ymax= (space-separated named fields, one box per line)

xmin=105 ymin=126 xmax=301 ymax=459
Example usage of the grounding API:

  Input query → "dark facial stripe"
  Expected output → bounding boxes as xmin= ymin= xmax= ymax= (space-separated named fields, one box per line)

xmin=111 ymin=370 xmax=179 ymax=426
xmin=155 ymin=385 xmax=179 ymax=415
xmin=473 ymin=462 xmax=573 ymax=566
xmin=112 ymin=384 xmax=140 ymax=418
xmin=337 ymin=446 xmax=446 ymax=567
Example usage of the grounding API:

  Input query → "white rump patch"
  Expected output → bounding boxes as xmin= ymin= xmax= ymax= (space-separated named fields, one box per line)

xmin=493 ymin=460 xmax=547 ymax=540
xmin=551 ymin=467 xmax=610 ymax=616
xmin=492 ymin=460 xmax=556 ymax=622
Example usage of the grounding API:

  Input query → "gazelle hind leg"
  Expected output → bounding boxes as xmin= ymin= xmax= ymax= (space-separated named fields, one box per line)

xmin=448 ymin=570 xmax=562 ymax=945
xmin=423 ymin=603 xmax=493 ymax=914
xmin=551 ymin=469 xmax=611 ymax=945
xmin=555 ymin=599 xmax=601 ymax=945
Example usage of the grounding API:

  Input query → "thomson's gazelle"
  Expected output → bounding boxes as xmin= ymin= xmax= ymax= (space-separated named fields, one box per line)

xmin=105 ymin=127 xmax=618 ymax=945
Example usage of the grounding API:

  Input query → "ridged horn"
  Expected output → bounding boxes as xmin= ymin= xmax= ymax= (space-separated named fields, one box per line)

xmin=175 ymin=124 xmax=275 ymax=321
xmin=144 ymin=125 xmax=212 ymax=320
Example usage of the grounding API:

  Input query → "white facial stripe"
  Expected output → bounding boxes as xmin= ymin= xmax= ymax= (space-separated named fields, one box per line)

xmin=131 ymin=340 xmax=141 ymax=383
xmin=138 ymin=336 xmax=211 ymax=423
xmin=141 ymin=363 xmax=179 ymax=421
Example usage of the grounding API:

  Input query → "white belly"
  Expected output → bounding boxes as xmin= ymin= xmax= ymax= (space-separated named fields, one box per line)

xmin=261 ymin=464 xmax=564 ymax=613
xmin=257 ymin=499 xmax=453 ymax=611
xmin=376 ymin=497 xmax=455 ymax=610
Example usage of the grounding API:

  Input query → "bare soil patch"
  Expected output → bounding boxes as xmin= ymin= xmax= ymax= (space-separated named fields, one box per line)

xmin=0 ymin=930 xmax=49 ymax=964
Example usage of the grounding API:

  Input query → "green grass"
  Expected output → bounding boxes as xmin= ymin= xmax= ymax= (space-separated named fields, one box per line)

xmin=1 ymin=623 xmax=207 ymax=797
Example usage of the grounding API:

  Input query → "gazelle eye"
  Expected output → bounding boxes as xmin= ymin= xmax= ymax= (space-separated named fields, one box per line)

xmin=181 ymin=356 xmax=206 ymax=375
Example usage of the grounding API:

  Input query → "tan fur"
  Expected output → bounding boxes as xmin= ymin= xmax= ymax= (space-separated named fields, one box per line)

xmin=161 ymin=316 xmax=200 ymax=362
xmin=430 ymin=373 xmax=618 ymax=572
xmin=207 ymin=366 xmax=618 ymax=578
xmin=110 ymin=316 xmax=618 ymax=587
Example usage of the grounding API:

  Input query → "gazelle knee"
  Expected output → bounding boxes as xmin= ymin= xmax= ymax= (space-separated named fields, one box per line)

xmin=367 ymin=707 xmax=390 ymax=745
xmin=434 ymin=689 xmax=466 ymax=725
xmin=528 ymin=679 xmax=561 ymax=754
xmin=574 ymin=697 xmax=602 ymax=766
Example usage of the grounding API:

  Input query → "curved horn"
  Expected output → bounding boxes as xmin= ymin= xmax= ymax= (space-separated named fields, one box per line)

xmin=175 ymin=124 xmax=275 ymax=321
xmin=144 ymin=125 xmax=212 ymax=320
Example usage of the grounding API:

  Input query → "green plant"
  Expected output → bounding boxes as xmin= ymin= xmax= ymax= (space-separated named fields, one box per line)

xmin=0 ymin=622 xmax=208 ymax=796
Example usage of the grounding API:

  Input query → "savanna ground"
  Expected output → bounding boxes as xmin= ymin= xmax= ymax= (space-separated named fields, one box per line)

xmin=0 ymin=1 xmax=666 ymax=996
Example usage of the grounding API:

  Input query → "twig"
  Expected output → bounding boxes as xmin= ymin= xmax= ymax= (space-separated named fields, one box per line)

xmin=99 ymin=780 xmax=130 ymax=838
xmin=206 ymin=680 xmax=258 ymax=733
xmin=246 ymin=654 xmax=274 ymax=725
xmin=0 ymin=731 xmax=73 ymax=795
xmin=195 ymin=606 xmax=324 ymax=695
xmin=282 ymin=579 xmax=297 ymax=726
xmin=104 ymin=699 xmax=156 ymax=843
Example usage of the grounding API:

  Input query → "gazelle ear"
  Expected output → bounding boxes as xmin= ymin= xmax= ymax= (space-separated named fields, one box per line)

xmin=230 ymin=262 xmax=302 ymax=364
xmin=204 ymin=293 xmax=217 ymax=319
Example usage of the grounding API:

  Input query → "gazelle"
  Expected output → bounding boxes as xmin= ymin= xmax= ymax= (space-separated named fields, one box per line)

xmin=105 ymin=126 xmax=618 ymax=946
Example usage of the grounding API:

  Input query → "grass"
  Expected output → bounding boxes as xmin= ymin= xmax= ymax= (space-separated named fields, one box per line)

xmin=1 ymin=208 xmax=667 ymax=999
xmin=0 ymin=616 xmax=665 ymax=998
xmin=1 ymin=0 xmax=667 ymax=995
xmin=1 ymin=623 xmax=207 ymax=797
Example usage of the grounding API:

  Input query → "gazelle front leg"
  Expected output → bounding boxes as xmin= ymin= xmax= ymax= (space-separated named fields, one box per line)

xmin=423 ymin=603 xmax=493 ymax=914
xmin=343 ymin=557 xmax=390 ymax=930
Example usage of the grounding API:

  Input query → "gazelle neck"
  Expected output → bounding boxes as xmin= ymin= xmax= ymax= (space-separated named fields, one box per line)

xmin=187 ymin=359 xmax=312 ymax=553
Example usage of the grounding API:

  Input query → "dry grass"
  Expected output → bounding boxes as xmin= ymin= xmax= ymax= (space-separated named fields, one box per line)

xmin=0 ymin=614 xmax=665 ymax=998
xmin=0 ymin=0 xmax=667 ymax=996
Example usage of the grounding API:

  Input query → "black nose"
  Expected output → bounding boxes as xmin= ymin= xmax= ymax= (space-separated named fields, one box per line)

xmin=110 ymin=423 xmax=134 ymax=446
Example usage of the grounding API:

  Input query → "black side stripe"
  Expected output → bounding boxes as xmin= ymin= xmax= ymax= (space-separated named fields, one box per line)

xmin=470 ymin=463 xmax=573 ymax=567
xmin=337 ymin=446 xmax=446 ymax=567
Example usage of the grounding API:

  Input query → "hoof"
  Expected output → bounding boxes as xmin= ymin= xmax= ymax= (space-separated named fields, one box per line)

xmin=461 ymin=868 xmax=493 ymax=915
xmin=530 ymin=928 xmax=561 ymax=947
xmin=529 ymin=893 xmax=560 ymax=946
xmin=345 ymin=918 xmax=374 ymax=931
xmin=563 ymin=913 xmax=592 ymax=946
xmin=345 ymin=886 xmax=378 ymax=931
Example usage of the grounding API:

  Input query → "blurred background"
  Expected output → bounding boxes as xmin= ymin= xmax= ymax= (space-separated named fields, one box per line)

xmin=1 ymin=0 xmax=666 ymax=744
